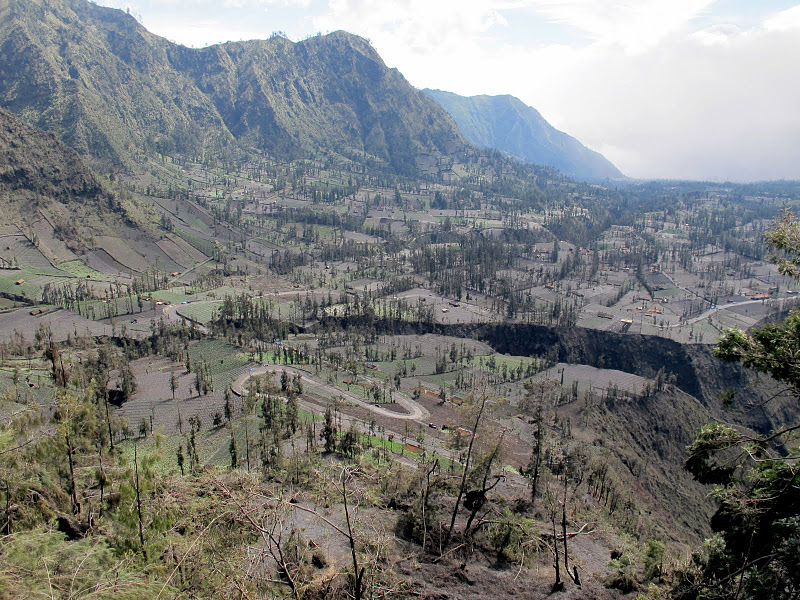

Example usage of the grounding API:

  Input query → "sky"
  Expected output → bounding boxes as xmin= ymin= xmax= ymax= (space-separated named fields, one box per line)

xmin=94 ymin=0 xmax=800 ymax=182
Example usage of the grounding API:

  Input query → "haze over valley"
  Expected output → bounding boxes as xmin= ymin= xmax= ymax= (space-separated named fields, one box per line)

xmin=0 ymin=1 xmax=798 ymax=599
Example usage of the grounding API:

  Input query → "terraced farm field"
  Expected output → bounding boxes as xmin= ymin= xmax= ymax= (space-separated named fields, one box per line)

xmin=120 ymin=341 xmax=252 ymax=435
xmin=96 ymin=236 xmax=149 ymax=273
xmin=0 ymin=235 xmax=63 ymax=274
xmin=156 ymin=238 xmax=194 ymax=268
xmin=533 ymin=362 xmax=652 ymax=394
xmin=174 ymin=229 xmax=216 ymax=257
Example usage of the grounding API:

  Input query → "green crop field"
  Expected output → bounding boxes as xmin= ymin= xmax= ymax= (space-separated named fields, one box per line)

xmin=1 ymin=236 xmax=64 ymax=274
xmin=188 ymin=340 xmax=251 ymax=382
xmin=0 ymin=271 xmax=44 ymax=300
xmin=176 ymin=302 xmax=219 ymax=324
xmin=59 ymin=259 xmax=104 ymax=279
xmin=174 ymin=229 xmax=216 ymax=257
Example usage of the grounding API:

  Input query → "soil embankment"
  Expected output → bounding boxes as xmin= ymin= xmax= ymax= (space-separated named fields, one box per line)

xmin=326 ymin=317 xmax=785 ymax=434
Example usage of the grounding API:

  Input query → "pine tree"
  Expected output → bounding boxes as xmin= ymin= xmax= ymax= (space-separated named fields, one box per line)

xmin=677 ymin=211 xmax=800 ymax=600
xmin=322 ymin=406 xmax=337 ymax=453
xmin=224 ymin=388 xmax=233 ymax=423
xmin=229 ymin=427 xmax=238 ymax=469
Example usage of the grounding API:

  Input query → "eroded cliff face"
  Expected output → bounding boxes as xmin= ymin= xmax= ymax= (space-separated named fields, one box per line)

xmin=325 ymin=316 xmax=794 ymax=542
xmin=335 ymin=317 xmax=789 ymax=434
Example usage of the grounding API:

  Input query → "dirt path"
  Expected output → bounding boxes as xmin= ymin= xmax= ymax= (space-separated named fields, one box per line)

xmin=168 ymin=256 xmax=215 ymax=284
xmin=162 ymin=303 xmax=210 ymax=333
xmin=664 ymin=298 xmax=772 ymax=328
xmin=230 ymin=364 xmax=429 ymax=421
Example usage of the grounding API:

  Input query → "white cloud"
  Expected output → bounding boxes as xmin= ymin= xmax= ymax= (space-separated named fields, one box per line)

xmin=146 ymin=20 xmax=272 ymax=45
xmin=92 ymin=0 xmax=800 ymax=180
xmin=314 ymin=1 xmax=716 ymax=57
xmin=547 ymin=22 xmax=800 ymax=180
xmin=311 ymin=0 xmax=800 ymax=180
xmin=690 ymin=24 xmax=742 ymax=46
xmin=524 ymin=0 xmax=715 ymax=53
xmin=314 ymin=0 xmax=511 ymax=55
xmin=763 ymin=4 xmax=800 ymax=31
xmin=99 ymin=0 xmax=309 ymax=10
xmin=220 ymin=0 xmax=310 ymax=7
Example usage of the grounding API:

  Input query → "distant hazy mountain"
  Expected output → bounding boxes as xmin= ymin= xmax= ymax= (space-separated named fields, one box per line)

xmin=0 ymin=0 xmax=464 ymax=173
xmin=422 ymin=89 xmax=623 ymax=180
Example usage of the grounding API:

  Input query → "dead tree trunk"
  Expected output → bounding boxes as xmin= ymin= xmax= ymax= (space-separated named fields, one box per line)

xmin=465 ymin=431 xmax=505 ymax=536
xmin=551 ymin=509 xmax=563 ymax=592
xmin=65 ymin=428 xmax=79 ymax=514
xmin=341 ymin=472 xmax=364 ymax=600
xmin=527 ymin=404 xmax=543 ymax=503
xmin=562 ymin=471 xmax=569 ymax=575
xmin=421 ymin=459 xmax=439 ymax=551
xmin=133 ymin=443 xmax=145 ymax=553
xmin=443 ymin=391 xmax=488 ymax=552
xmin=104 ymin=391 xmax=114 ymax=451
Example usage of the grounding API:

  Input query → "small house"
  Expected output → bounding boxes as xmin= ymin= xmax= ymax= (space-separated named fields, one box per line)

xmin=454 ymin=427 xmax=474 ymax=439
xmin=404 ymin=443 xmax=421 ymax=454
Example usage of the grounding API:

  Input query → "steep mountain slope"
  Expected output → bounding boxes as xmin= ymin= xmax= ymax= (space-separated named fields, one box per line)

xmin=0 ymin=0 xmax=227 ymax=167
xmin=0 ymin=105 xmax=170 ymax=285
xmin=0 ymin=0 xmax=464 ymax=173
xmin=0 ymin=106 xmax=107 ymax=204
xmin=422 ymin=88 xmax=623 ymax=180
xmin=172 ymin=32 xmax=463 ymax=173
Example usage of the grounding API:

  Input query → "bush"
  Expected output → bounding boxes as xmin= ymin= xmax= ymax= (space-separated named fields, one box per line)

xmin=604 ymin=555 xmax=639 ymax=593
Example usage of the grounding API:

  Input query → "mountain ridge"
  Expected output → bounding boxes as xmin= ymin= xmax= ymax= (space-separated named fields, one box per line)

xmin=0 ymin=0 xmax=464 ymax=174
xmin=422 ymin=88 xmax=623 ymax=181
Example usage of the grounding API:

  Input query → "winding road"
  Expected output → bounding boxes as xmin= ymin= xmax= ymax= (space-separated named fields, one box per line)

xmin=230 ymin=364 xmax=430 ymax=421
xmin=663 ymin=298 xmax=781 ymax=329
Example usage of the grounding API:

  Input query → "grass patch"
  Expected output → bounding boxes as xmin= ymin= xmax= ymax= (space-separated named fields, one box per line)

xmin=59 ymin=260 xmax=104 ymax=278
xmin=174 ymin=229 xmax=216 ymax=257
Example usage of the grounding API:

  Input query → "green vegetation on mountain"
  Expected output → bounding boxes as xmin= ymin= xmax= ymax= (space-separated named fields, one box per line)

xmin=0 ymin=0 xmax=464 ymax=173
xmin=0 ymin=106 xmax=106 ymax=202
xmin=0 ymin=0 xmax=798 ymax=597
xmin=0 ymin=103 xmax=171 ymax=252
xmin=0 ymin=105 xmax=142 ymax=250
xmin=423 ymin=88 xmax=623 ymax=181
xmin=0 ymin=0 xmax=227 ymax=167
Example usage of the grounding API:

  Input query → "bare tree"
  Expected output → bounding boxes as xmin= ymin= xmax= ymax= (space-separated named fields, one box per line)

xmin=219 ymin=466 xmax=372 ymax=600
xmin=443 ymin=388 xmax=489 ymax=551
xmin=545 ymin=486 xmax=564 ymax=592
xmin=464 ymin=430 xmax=505 ymax=537
xmin=133 ymin=443 xmax=145 ymax=552
xmin=340 ymin=468 xmax=365 ymax=600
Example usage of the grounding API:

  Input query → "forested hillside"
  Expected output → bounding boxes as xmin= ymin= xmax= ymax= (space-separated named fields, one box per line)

xmin=0 ymin=1 xmax=798 ymax=599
